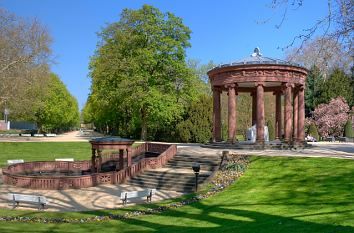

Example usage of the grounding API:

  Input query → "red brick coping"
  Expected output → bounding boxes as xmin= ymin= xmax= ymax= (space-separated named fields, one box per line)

xmin=3 ymin=143 xmax=177 ymax=190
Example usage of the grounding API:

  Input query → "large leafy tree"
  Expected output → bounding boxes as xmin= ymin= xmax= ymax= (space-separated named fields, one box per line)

xmin=0 ymin=8 xmax=52 ymax=118
xmin=35 ymin=74 xmax=80 ymax=133
xmin=89 ymin=5 xmax=196 ymax=140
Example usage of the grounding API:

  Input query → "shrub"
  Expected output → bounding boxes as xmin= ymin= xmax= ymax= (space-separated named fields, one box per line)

xmin=308 ymin=122 xmax=320 ymax=141
xmin=344 ymin=119 xmax=353 ymax=138
xmin=267 ymin=120 xmax=275 ymax=140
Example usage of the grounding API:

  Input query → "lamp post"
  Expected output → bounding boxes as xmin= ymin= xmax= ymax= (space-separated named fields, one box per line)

xmin=4 ymin=108 xmax=9 ymax=123
xmin=192 ymin=162 xmax=200 ymax=192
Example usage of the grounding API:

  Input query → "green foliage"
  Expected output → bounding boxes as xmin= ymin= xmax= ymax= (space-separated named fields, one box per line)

xmin=308 ymin=122 xmax=320 ymax=141
xmin=317 ymin=68 xmax=353 ymax=106
xmin=344 ymin=119 xmax=353 ymax=138
xmin=34 ymin=74 xmax=80 ymax=133
xmin=88 ymin=5 xmax=198 ymax=140
xmin=267 ymin=119 xmax=275 ymax=140
xmin=305 ymin=66 xmax=324 ymax=115
xmin=176 ymin=94 xmax=212 ymax=143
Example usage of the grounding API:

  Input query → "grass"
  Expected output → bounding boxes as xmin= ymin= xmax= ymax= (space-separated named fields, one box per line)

xmin=0 ymin=142 xmax=91 ymax=167
xmin=0 ymin=142 xmax=144 ymax=167
xmin=0 ymin=149 xmax=353 ymax=233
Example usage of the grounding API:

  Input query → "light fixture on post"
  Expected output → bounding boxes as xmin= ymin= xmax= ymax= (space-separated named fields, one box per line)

xmin=192 ymin=162 xmax=200 ymax=192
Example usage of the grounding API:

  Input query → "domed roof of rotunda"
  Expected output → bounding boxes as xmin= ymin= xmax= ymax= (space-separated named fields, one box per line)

xmin=210 ymin=47 xmax=303 ymax=71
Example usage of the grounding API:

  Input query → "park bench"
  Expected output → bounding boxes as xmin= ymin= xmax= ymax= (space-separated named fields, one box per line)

xmin=55 ymin=158 xmax=74 ymax=162
xmin=120 ymin=189 xmax=156 ymax=206
xmin=20 ymin=133 xmax=31 ymax=137
xmin=324 ymin=136 xmax=335 ymax=142
xmin=336 ymin=136 xmax=347 ymax=142
xmin=7 ymin=159 xmax=24 ymax=165
xmin=33 ymin=134 xmax=45 ymax=137
xmin=45 ymin=133 xmax=57 ymax=137
xmin=9 ymin=193 xmax=48 ymax=210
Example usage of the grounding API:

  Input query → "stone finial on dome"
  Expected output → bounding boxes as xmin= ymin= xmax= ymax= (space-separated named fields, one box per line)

xmin=251 ymin=47 xmax=262 ymax=57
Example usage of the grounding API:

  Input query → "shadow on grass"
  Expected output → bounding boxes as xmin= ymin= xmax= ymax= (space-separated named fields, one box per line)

xmin=119 ymin=202 xmax=354 ymax=233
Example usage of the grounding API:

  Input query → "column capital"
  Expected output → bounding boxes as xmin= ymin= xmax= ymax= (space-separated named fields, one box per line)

xmin=273 ymin=90 xmax=282 ymax=95
xmin=212 ymin=86 xmax=222 ymax=92
xmin=255 ymin=82 xmax=265 ymax=87
xmin=282 ymin=82 xmax=294 ymax=88
xmin=224 ymin=83 xmax=237 ymax=89
xmin=298 ymin=84 xmax=305 ymax=91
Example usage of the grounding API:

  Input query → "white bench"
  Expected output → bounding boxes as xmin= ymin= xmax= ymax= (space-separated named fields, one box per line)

xmin=120 ymin=189 xmax=156 ymax=205
xmin=20 ymin=134 xmax=31 ymax=137
xmin=33 ymin=134 xmax=44 ymax=137
xmin=55 ymin=158 xmax=74 ymax=162
xmin=9 ymin=193 xmax=48 ymax=210
xmin=7 ymin=159 xmax=24 ymax=165
xmin=45 ymin=133 xmax=57 ymax=137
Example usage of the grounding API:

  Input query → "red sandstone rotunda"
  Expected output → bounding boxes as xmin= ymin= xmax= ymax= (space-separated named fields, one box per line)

xmin=207 ymin=48 xmax=308 ymax=148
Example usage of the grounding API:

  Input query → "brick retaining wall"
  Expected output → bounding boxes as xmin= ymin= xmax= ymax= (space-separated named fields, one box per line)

xmin=3 ymin=143 xmax=177 ymax=189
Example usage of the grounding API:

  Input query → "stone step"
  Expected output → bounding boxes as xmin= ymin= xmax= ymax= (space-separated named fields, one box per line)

xmin=125 ymin=150 xmax=221 ymax=193
xmin=132 ymin=173 xmax=210 ymax=182
xmin=126 ymin=179 xmax=198 ymax=192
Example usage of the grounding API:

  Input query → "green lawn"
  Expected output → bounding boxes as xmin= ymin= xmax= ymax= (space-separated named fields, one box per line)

xmin=0 ymin=142 xmax=91 ymax=167
xmin=0 ymin=152 xmax=353 ymax=233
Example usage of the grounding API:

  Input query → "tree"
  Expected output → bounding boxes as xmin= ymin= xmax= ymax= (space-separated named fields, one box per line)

xmin=269 ymin=0 xmax=353 ymax=53
xmin=308 ymin=122 xmax=320 ymax=141
xmin=35 ymin=74 xmax=80 ymax=132
xmin=286 ymin=37 xmax=353 ymax=76
xmin=317 ymin=68 xmax=353 ymax=106
xmin=304 ymin=66 xmax=324 ymax=116
xmin=0 ymin=8 xmax=52 ymax=116
xmin=344 ymin=119 xmax=353 ymax=138
xmin=89 ymin=5 xmax=196 ymax=140
xmin=267 ymin=119 xmax=275 ymax=141
xmin=176 ymin=94 xmax=212 ymax=143
xmin=314 ymin=96 xmax=349 ymax=137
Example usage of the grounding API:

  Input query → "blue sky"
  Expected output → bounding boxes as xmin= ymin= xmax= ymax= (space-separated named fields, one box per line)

xmin=1 ymin=0 xmax=329 ymax=109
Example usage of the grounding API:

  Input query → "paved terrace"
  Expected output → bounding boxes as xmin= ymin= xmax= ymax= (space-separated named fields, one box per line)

xmin=0 ymin=136 xmax=353 ymax=212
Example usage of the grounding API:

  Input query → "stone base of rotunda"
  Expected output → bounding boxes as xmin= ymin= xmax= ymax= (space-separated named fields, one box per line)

xmin=203 ymin=140 xmax=310 ymax=150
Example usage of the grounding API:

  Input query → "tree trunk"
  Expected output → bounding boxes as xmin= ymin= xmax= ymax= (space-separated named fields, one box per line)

xmin=141 ymin=107 xmax=147 ymax=141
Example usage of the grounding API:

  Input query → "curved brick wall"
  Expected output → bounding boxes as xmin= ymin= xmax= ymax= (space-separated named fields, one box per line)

xmin=3 ymin=143 xmax=177 ymax=189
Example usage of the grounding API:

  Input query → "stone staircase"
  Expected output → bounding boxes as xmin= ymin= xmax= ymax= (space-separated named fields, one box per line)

xmin=125 ymin=150 xmax=221 ymax=193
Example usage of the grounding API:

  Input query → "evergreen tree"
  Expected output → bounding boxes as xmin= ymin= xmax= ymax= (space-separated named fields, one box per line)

xmin=308 ymin=122 xmax=320 ymax=141
xmin=305 ymin=66 xmax=323 ymax=116
xmin=267 ymin=119 xmax=275 ymax=141
xmin=317 ymin=68 xmax=353 ymax=106
xmin=344 ymin=119 xmax=353 ymax=138
xmin=176 ymin=94 xmax=212 ymax=143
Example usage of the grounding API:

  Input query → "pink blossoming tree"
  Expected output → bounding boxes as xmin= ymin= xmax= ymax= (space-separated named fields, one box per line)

xmin=314 ymin=96 xmax=349 ymax=137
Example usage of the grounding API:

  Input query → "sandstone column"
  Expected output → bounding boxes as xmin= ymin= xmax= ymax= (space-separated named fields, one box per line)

xmin=297 ymin=85 xmax=305 ymax=143
xmin=251 ymin=91 xmax=257 ymax=125
xmin=127 ymin=148 xmax=132 ymax=167
xmin=284 ymin=83 xmax=293 ymax=143
xmin=293 ymin=87 xmax=299 ymax=140
xmin=256 ymin=83 xmax=265 ymax=144
xmin=91 ymin=148 xmax=96 ymax=173
xmin=227 ymin=84 xmax=237 ymax=143
xmin=119 ymin=149 xmax=124 ymax=170
xmin=212 ymin=87 xmax=222 ymax=142
xmin=275 ymin=91 xmax=282 ymax=139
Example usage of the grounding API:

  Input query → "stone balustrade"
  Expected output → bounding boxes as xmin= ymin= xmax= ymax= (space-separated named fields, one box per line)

xmin=3 ymin=143 xmax=177 ymax=189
